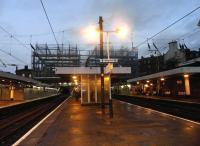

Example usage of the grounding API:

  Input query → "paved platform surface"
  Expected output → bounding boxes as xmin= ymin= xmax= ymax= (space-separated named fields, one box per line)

xmin=17 ymin=98 xmax=200 ymax=146
xmin=0 ymin=101 xmax=22 ymax=108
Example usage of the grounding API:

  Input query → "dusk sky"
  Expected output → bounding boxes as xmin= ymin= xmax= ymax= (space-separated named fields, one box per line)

xmin=0 ymin=0 xmax=200 ymax=72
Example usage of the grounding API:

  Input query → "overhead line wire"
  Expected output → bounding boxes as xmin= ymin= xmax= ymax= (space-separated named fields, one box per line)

xmin=40 ymin=0 xmax=60 ymax=48
xmin=0 ymin=25 xmax=29 ymax=64
xmin=136 ymin=6 xmax=200 ymax=48
xmin=0 ymin=25 xmax=30 ymax=50
xmin=0 ymin=48 xmax=26 ymax=64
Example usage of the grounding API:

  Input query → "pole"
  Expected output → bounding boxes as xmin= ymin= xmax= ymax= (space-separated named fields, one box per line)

xmin=99 ymin=16 xmax=105 ymax=109
xmin=106 ymin=32 xmax=113 ymax=118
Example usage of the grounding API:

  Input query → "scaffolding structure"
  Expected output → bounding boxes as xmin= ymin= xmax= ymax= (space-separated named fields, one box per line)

xmin=85 ymin=46 xmax=138 ymax=77
xmin=31 ymin=44 xmax=138 ymax=81
xmin=31 ymin=44 xmax=81 ymax=78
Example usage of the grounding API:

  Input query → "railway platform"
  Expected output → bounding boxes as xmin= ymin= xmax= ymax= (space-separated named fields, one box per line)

xmin=15 ymin=97 xmax=200 ymax=146
xmin=134 ymin=94 xmax=200 ymax=104
xmin=0 ymin=100 xmax=22 ymax=108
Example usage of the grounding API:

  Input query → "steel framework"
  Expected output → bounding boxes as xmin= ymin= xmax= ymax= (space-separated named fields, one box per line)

xmin=31 ymin=43 xmax=138 ymax=79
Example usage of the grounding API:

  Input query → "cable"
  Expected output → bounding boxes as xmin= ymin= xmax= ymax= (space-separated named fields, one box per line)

xmin=136 ymin=6 xmax=200 ymax=48
xmin=40 ymin=0 xmax=59 ymax=47
xmin=0 ymin=25 xmax=30 ymax=64
xmin=0 ymin=25 xmax=30 ymax=50
xmin=0 ymin=48 xmax=26 ymax=64
xmin=177 ymin=28 xmax=200 ymax=41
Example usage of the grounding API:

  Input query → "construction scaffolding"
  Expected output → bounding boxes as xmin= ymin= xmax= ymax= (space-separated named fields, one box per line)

xmin=31 ymin=44 xmax=81 ymax=79
xmin=85 ymin=46 xmax=138 ymax=77
xmin=31 ymin=44 xmax=138 ymax=81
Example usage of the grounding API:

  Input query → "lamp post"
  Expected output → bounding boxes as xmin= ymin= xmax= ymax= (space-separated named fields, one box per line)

xmin=97 ymin=16 xmax=128 ymax=117
xmin=99 ymin=16 xmax=105 ymax=109
xmin=104 ymin=30 xmax=122 ymax=118
xmin=98 ymin=17 xmax=117 ymax=116
xmin=105 ymin=31 xmax=114 ymax=118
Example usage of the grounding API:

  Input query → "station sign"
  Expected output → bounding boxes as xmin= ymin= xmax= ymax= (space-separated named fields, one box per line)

xmin=100 ymin=58 xmax=118 ymax=63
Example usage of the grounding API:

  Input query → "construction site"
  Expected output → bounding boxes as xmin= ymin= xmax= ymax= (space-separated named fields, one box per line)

xmin=30 ymin=43 xmax=138 ymax=83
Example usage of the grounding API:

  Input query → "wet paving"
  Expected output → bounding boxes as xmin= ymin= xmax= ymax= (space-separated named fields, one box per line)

xmin=18 ymin=98 xmax=200 ymax=146
xmin=0 ymin=101 xmax=22 ymax=108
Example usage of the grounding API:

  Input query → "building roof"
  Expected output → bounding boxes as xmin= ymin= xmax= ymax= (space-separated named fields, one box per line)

xmin=127 ymin=67 xmax=200 ymax=82
xmin=178 ymin=57 xmax=200 ymax=67
xmin=0 ymin=71 xmax=46 ymax=86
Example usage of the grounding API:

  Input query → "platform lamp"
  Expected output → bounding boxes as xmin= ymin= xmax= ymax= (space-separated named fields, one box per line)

xmin=85 ymin=17 xmax=129 ymax=116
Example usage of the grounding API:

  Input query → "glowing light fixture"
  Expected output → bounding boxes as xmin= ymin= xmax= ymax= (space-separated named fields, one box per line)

xmin=127 ymin=84 xmax=131 ymax=88
xmin=72 ymin=76 xmax=77 ymax=80
xmin=161 ymin=78 xmax=165 ymax=81
xmin=83 ymin=25 xmax=99 ymax=43
xmin=184 ymin=74 xmax=189 ymax=78
xmin=115 ymin=25 xmax=129 ymax=39
xmin=104 ymin=76 xmax=110 ymax=81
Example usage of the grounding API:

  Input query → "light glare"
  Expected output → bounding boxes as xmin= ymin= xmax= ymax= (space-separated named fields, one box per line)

xmin=83 ymin=25 xmax=99 ymax=43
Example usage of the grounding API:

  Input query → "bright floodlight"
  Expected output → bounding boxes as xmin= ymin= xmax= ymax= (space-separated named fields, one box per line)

xmin=115 ymin=25 xmax=129 ymax=38
xmin=83 ymin=25 xmax=99 ymax=42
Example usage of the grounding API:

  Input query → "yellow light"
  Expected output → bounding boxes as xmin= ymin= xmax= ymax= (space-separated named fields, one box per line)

xmin=146 ymin=80 xmax=149 ymax=83
xmin=161 ymin=78 xmax=165 ymax=81
xmin=144 ymin=84 xmax=149 ymax=87
xmin=115 ymin=24 xmax=129 ymax=38
xmin=83 ymin=25 xmax=99 ymax=43
xmin=104 ymin=77 xmax=109 ymax=81
xmin=72 ymin=76 xmax=77 ymax=80
xmin=127 ymin=84 xmax=131 ymax=88
xmin=184 ymin=74 xmax=189 ymax=78
xmin=150 ymin=83 xmax=153 ymax=86
xmin=137 ymin=81 xmax=140 ymax=85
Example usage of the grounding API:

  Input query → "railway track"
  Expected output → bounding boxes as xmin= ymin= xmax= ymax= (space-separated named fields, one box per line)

xmin=0 ymin=94 xmax=68 ymax=146
xmin=113 ymin=94 xmax=200 ymax=123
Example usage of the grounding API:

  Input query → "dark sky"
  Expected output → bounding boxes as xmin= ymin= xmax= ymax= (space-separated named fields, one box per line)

xmin=0 ymin=0 xmax=200 ymax=72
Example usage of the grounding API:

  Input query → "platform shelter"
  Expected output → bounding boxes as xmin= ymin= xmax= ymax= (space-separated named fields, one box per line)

xmin=55 ymin=67 xmax=131 ymax=105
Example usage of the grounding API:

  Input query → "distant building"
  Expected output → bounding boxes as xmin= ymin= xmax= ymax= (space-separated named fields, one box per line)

xmin=164 ymin=41 xmax=200 ymax=69
xmin=184 ymin=48 xmax=200 ymax=61
xmin=138 ymin=41 xmax=200 ymax=77
xmin=16 ymin=65 xmax=33 ymax=78
xmin=138 ymin=55 xmax=164 ymax=77
xmin=164 ymin=41 xmax=186 ymax=63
